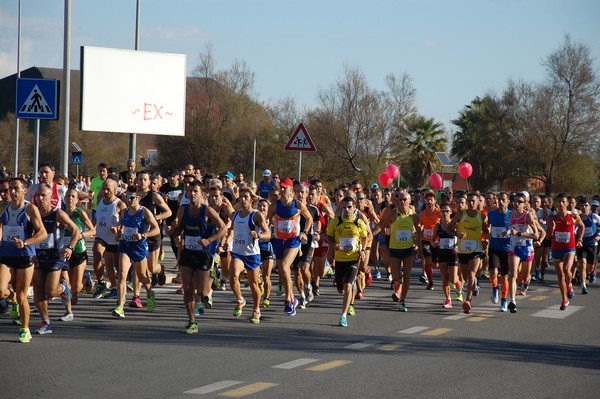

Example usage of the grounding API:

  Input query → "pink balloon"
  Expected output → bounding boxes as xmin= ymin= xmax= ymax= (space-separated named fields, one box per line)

xmin=458 ymin=162 xmax=473 ymax=179
xmin=385 ymin=164 xmax=400 ymax=179
xmin=378 ymin=172 xmax=393 ymax=187
xmin=429 ymin=173 xmax=443 ymax=190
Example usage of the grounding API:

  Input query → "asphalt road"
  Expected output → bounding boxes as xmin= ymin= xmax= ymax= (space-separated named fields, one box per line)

xmin=2 ymin=242 xmax=599 ymax=399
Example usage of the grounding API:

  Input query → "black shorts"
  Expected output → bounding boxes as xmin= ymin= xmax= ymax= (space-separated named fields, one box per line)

xmin=68 ymin=251 xmax=88 ymax=268
xmin=1 ymin=256 xmax=34 ymax=270
xmin=457 ymin=252 xmax=484 ymax=265
xmin=147 ymin=235 xmax=161 ymax=252
xmin=434 ymin=249 xmax=457 ymax=267
xmin=541 ymin=238 xmax=552 ymax=248
xmin=95 ymin=238 xmax=119 ymax=253
xmin=421 ymin=242 xmax=433 ymax=258
xmin=334 ymin=260 xmax=359 ymax=291
xmin=576 ymin=246 xmax=597 ymax=263
xmin=389 ymin=247 xmax=415 ymax=260
xmin=489 ymin=248 xmax=509 ymax=276
xmin=292 ymin=242 xmax=314 ymax=269
xmin=260 ymin=245 xmax=275 ymax=262
xmin=179 ymin=250 xmax=213 ymax=271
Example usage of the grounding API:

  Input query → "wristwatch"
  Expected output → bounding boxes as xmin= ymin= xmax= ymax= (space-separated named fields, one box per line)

xmin=67 ymin=245 xmax=74 ymax=250
xmin=140 ymin=233 xmax=146 ymax=240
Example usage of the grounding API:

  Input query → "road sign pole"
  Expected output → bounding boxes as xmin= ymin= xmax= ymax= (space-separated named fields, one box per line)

xmin=33 ymin=119 xmax=40 ymax=184
xmin=298 ymin=152 xmax=302 ymax=182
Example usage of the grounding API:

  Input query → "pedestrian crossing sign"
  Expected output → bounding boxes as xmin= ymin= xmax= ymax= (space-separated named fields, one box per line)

xmin=16 ymin=78 xmax=59 ymax=120
xmin=285 ymin=123 xmax=317 ymax=152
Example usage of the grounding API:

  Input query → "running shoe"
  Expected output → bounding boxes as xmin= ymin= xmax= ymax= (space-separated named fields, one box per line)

xmin=92 ymin=281 xmax=107 ymax=299
xmin=159 ymin=251 xmax=165 ymax=261
xmin=147 ymin=292 xmax=156 ymax=312
xmin=250 ymin=310 xmax=261 ymax=324
xmin=582 ymin=286 xmax=588 ymax=295
xmin=82 ymin=271 xmax=93 ymax=293
xmin=71 ymin=292 xmax=78 ymax=305
xmin=391 ymin=292 xmax=400 ymax=302
xmin=220 ymin=278 xmax=228 ymax=291
xmin=590 ymin=274 xmax=597 ymax=284
xmin=305 ymin=285 xmax=314 ymax=303
xmin=276 ymin=283 xmax=284 ymax=296
xmin=339 ymin=315 xmax=348 ymax=327
xmin=233 ymin=298 xmax=246 ymax=317
xmin=9 ymin=302 xmax=19 ymax=319
xmin=261 ymin=298 xmax=270 ymax=308
xmin=387 ymin=273 xmax=392 ymax=282
xmin=129 ymin=295 xmax=143 ymax=309
xmin=0 ymin=299 xmax=8 ymax=314
xmin=157 ymin=265 xmax=166 ymax=286
xmin=285 ymin=298 xmax=298 ymax=316
xmin=183 ymin=321 xmax=199 ymax=334
xmin=175 ymin=286 xmax=184 ymax=294
xmin=313 ymin=285 xmax=320 ymax=296
xmin=508 ymin=300 xmax=517 ymax=313
xmin=194 ymin=302 xmax=205 ymax=316
xmin=203 ymin=294 xmax=213 ymax=309
xmin=259 ymin=279 xmax=265 ymax=296
xmin=519 ymin=288 xmax=528 ymax=297
xmin=560 ymin=299 xmax=569 ymax=311
xmin=112 ymin=305 xmax=125 ymax=318
xmin=443 ymin=298 xmax=452 ymax=309
xmin=491 ymin=286 xmax=499 ymax=304
xmin=18 ymin=328 xmax=32 ymax=343
xmin=365 ymin=270 xmax=373 ymax=286
xmin=567 ymin=284 xmax=574 ymax=300
xmin=500 ymin=298 xmax=508 ymax=312
xmin=348 ymin=304 xmax=355 ymax=316
xmin=426 ymin=282 xmax=434 ymax=290
xmin=462 ymin=299 xmax=471 ymax=314
xmin=35 ymin=321 xmax=53 ymax=335
xmin=298 ymin=296 xmax=307 ymax=310
xmin=449 ymin=282 xmax=456 ymax=290
xmin=355 ymin=290 xmax=364 ymax=300
xmin=530 ymin=272 xmax=537 ymax=282
xmin=374 ymin=269 xmax=381 ymax=279
xmin=59 ymin=312 xmax=74 ymax=322
xmin=473 ymin=279 xmax=480 ymax=297
xmin=104 ymin=288 xmax=118 ymax=299
xmin=419 ymin=274 xmax=428 ymax=284
xmin=398 ymin=301 xmax=407 ymax=312
xmin=455 ymin=291 xmax=464 ymax=302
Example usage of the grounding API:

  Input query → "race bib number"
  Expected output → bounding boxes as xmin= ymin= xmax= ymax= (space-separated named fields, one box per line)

xmin=511 ymin=237 xmax=527 ymax=247
xmin=277 ymin=220 xmax=295 ymax=234
xmin=2 ymin=226 xmax=24 ymax=242
xmin=439 ymin=238 xmax=456 ymax=250
xmin=98 ymin=216 xmax=107 ymax=228
xmin=584 ymin=227 xmax=593 ymax=237
xmin=167 ymin=190 xmax=181 ymax=201
xmin=554 ymin=231 xmax=570 ymax=243
xmin=460 ymin=239 xmax=477 ymax=252
xmin=339 ymin=237 xmax=357 ymax=252
xmin=423 ymin=229 xmax=433 ymax=239
xmin=234 ymin=237 xmax=248 ymax=247
xmin=37 ymin=233 xmax=55 ymax=249
xmin=395 ymin=230 xmax=412 ymax=243
xmin=122 ymin=227 xmax=138 ymax=242
xmin=184 ymin=235 xmax=203 ymax=251
xmin=491 ymin=226 xmax=507 ymax=239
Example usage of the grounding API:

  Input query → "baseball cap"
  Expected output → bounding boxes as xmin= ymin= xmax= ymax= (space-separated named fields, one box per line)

xmin=591 ymin=200 xmax=600 ymax=207
xmin=371 ymin=183 xmax=379 ymax=189
xmin=263 ymin=169 xmax=272 ymax=177
xmin=280 ymin=177 xmax=294 ymax=188
xmin=519 ymin=191 xmax=530 ymax=199
xmin=224 ymin=172 xmax=234 ymax=179
xmin=167 ymin=168 xmax=179 ymax=177
xmin=579 ymin=197 xmax=589 ymax=205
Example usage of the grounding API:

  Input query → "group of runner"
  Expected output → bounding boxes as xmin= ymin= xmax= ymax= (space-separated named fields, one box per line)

xmin=1 ymin=162 xmax=598 ymax=342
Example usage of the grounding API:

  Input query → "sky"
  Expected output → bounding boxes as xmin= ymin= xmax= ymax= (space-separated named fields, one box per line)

xmin=1 ymin=0 xmax=599 ymax=132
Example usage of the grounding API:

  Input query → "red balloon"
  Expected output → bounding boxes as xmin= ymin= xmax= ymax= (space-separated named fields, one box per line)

xmin=458 ymin=162 xmax=473 ymax=179
xmin=385 ymin=164 xmax=400 ymax=179
xmin=429 ymin=173 xmax=443 ymax=190
xmin=378 ymin=172 xmax=393 ymax=187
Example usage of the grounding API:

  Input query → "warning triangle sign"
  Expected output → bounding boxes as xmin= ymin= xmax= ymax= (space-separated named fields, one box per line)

xmin=285 ymin=123 xmax=317 ymax=152
xmin=19 ymin=85 xmax=53 ymax=114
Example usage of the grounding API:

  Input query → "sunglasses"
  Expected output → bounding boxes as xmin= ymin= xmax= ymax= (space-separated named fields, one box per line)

xmin=125 ymin=194 xmax=139 ymax=200
xmin=515 ymin=200 xmax=525 ymax=204
xmin=441 ymin=209 xmax=452 ymax=213
xmin=342 ymin=205 xmax=354 ymax=209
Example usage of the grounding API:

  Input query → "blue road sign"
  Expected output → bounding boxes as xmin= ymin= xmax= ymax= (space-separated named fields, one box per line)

xmin=71 ymin=152 xmax=82 ymax=165
xmin=16 ymin=78 xmax=59 ymax=120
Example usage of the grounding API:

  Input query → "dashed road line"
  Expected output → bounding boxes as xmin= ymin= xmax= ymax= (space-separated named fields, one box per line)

xmin=398 ymin=326 xmax=429 ymax=334
xmin=345 ymin=340 xmax=382 ymax=349
xmin=305 ymin=360 xmax=353 ymax=371
xmin=220 ymin=382 xmax=278 ymax=397
xmin=422 ymin=327 xmax=452 ymax=336
xmin=184 ymin=380 xmax=243 ymax=395
xmin=531 ymin=305 xmax=583 ymax=319
xmin=272 ymin=358 xmax=318 ymax=369
xmin=528 ymin=295 xmax=550 ymax=301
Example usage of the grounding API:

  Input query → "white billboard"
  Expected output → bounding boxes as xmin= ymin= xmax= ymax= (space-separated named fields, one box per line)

xmin=80 ymin=46 xmax=186 ymax=136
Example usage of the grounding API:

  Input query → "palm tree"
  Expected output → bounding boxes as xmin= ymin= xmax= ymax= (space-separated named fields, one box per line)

xmin=401 ymin=115 xmax=448 ymax=188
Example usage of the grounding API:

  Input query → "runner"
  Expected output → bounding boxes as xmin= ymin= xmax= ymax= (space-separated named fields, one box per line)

xmin=0 ymin=178 xmax=47 ymax=343
xmin=379 ymin=189 xmax=422 ymax=312
xmin=546 ymin=193 xmax=585 ymax=310
xmin=32 ymin=184 xmax=81 ymax=335
xmin=448 ymin=192 xmax=489 ymax=314
xmin=60 ymin=187 xmax=96 ymax=321
xmin=326 ymin=196 xmax=369 ymax=327
xmin=487 ymin=192 xmax=511 ymax=311
xmin=89 ymin=163 xmax=109 ymax=222
xmin=309 ymin=184 xmax=334 ymax=298
xmin=266 ymin=177 xmax=313 ymax=316
xmin=159 ymin=169 xmax=183 ymax=259
xmin=259 ymin=169 xmax=275 ymax=199
xmin=25 ymin=163 xmax=67 ymax=209
xmin=419 ymin=190 xmax=441 ymax=290
xmin=575 ymin=197 xmax=600 ymax=295
xmin=257 ymin=198 xmax=275 ymax=308
xmin=430 ymin=202 xmax=458 ymax=308
xmin=112 ymin=186 xmax=161 ymax=318
xmin=166 ymin=180 xmax=226 ymax=333
xmin=226 ymin=188 xmax=271 ymax=323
